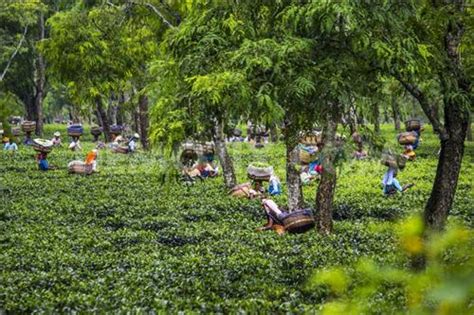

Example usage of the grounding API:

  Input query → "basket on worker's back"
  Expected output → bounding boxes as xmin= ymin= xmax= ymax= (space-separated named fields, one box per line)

xmin=32 ymin=139 xmax=53 ymax=153
xmin=397 ymin=132 xmax=417 ymax=145
xmin=203 ymin=141 xmax=215 ymax=155
xmin=68 ymin=160 xmax=92 ymax=174
xmin=21 ymin=121 xmax=36 ymax=133
xmin=381 ymin=154 xmax=398 ymax=168
xmin=247 ymin=163 xmax=273 ymax=181
xmin=405 ymin=119 xmax=421 ymax=132
xmin=282 ymin=210 xmax=315 ymax=233
xmin=67 ymin=124 xmax=83 ymax=137
xmin=300 ymin=132 xmax=322 ymax=146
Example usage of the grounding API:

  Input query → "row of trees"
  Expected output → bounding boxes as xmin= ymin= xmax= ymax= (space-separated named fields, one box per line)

xmin=1 ymin=1 xmax=472 ymax=240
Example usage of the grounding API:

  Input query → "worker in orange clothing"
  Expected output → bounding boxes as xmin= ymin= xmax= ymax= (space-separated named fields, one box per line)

xmin=85 ymin=149 xmax=98 ymax=172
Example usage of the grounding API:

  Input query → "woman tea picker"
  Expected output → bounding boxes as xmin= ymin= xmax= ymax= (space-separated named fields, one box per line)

xmin=382 ymin=161 xmax=414 ymax=196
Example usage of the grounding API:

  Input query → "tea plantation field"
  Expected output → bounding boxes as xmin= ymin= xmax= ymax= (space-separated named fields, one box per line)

xmin=1 ymin=125 xmax=472 ymax=313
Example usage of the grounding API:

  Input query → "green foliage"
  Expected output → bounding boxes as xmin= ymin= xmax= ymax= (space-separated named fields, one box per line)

xmin=0 ymin=124 xmax=472 ymax=312
xmin=307 ymin=217 xmax=474 ymax=314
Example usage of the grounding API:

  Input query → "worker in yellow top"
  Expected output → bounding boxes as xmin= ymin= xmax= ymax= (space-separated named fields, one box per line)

xmin=85 ymin=149 xmax=98 ymax=172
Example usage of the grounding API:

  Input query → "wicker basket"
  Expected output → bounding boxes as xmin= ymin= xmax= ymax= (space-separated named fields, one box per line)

xmin=382 ymin=155 xmax=398 ymax=168
xmin=203 ymin=142 xmax=215 ymax=154
xmin=247 ymin=164 xmax=273 ymax=181
xmin=21 ymin=121 xmax=36 ymax=132
xmin=300 ymin=132 xmax=322 ymax=145
xmin=32 ymin=139 xmax=53 ymax=153
xmin=91 ymin=126 xmax=102 ymax=136
xmin=67 ymin=124 xmax=83 ymax=137
xmin=282 ymin=210 xmax=315 ymax=233
xmin=398 ymin=132 xmax=417 ymax=145
xmin=233 ymin=128 xmax=242 ymax=137
xmin=110 ymin=125 xmax=123 ymax=135
xmin=114 ymin=146 xmax=129 ymax=154
xmin=397 ymin=154 xmax=408 ymax=169
xmin=68 ymin=161 xmax=92 ymax=174
xmin=405 ymin=119 xmax=421 ymax=131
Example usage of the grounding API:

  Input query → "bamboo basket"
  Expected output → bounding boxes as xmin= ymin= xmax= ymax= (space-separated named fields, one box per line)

xmin=21 ymin=121 xmax=36 ymax=133
xmin=381 ymin=155 xmax=398 ymax=168
xmin=405 ymin=119 xmax=421 ymax=131
xmin=397 ymin=132 xmax=417 ymax=145
xmin=91 ymin=126 xmax=102 ymax=136
xmin=110 ymin=125 xmax=123 ymax=135
xmin=67 ymin=124 xmax=83 ymax=137
xmin=247 ymin=164 xmax=273 ymax=181
xmin=282 ymin=210 xmax=315 ymax=233
xmin=68 ymin=161 xmax=92 ymax=174
xmin=32 ymin=139 xmax=53 ymax=153
xmin=114 ymin=146 xmax=129 ymax=154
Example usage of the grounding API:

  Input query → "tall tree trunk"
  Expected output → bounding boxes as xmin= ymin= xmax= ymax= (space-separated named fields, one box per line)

xmin=315 ymin=109 xmax=339 ymax=234
xmin=348 ymin=102 xmax=358 ymax=134
xmin=133 ymin=110 xmax=139 ymax=135
xmin=270 ymin=124 xmax=278 ymax=142
xmin=34 ymin=12 xmax=46 ymax=136
xmin=96 ymin=96 xmax=111 ymax=142
xmin=424 ymin=2 xmax=470 ymax=232
xmin=213 ymin=118 xmax=236 ymax=189
xmin=116 ymin=93 xmax=125 ymax=126
xmin=373 ymin=103 xmax=380 ymax=134
xmin=391 ymin=95 xmax=401 ymax=131
xmin=107 ymin=97 xmax=117 ymax=126
xmin=283 ymin=115 xmax=304 ymax=211
xmin=467 ymin=114 xmax=472 ymax=141
xmin=138 ymin=94 xmax=149 ymax=149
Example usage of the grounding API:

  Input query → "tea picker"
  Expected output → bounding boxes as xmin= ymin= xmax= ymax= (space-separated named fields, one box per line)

xmin=21 ymin=120 xmax=36 ymax=145
xmin=67 ymin=124 xmax=83 ymax=151
xmin=381 ymin=154 xmax=414 ymax=196
xmin=68 ymin=149 xmax=98 ymax=175
xmin=3 ymin=137 xmax=18 ymax=153
xmin=230 ymin=163 xmax=273 ymax=198
xmin=257 ymin=198 xmax=315 ymax=235
xmin=51 ymin=131 xmax=62 ymax=147
xmin=32 ymin=138 xmax=55 ymax=171
xmin=90 ymin=125 xmax=102 ymax=142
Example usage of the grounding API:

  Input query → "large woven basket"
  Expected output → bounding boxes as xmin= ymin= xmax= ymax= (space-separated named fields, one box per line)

xmin=398 ymin=132 xmax=417 ymax=145
xmin=110 ymin=125 xmax=123 ymax=135
xmin=300 ymin=132 xmax=322 ymax=145
xmin=91 ymin=126 xmax=102 ymax=136
xmin=282 ymin=210 xmax=315 ymax=233
xmin=397 ymin=154 xmax=408 ymax=169
xmin=405 ymin=119 xmax=421 ymax=131
xmin=67 ymin=124 xmax=83 ymax=137
xmin=233 ymin=128 xmax=242 ymax=137
xmin=203 ymin=141 xmax=215 ymax=154
xmin=21 ymin=121 xmax=36 ymax=132
xmin=247 ymin=164 xmax=273 ymax=181
xmin=381 ymin=155 xmax=398 ymax=168
xmin=68 ymin=161 xmax=92 ymax=174
xmin=32 ymin=138 xmax=53 ymax=153
xmin=114 ymin=146 xmax=129 ymax=154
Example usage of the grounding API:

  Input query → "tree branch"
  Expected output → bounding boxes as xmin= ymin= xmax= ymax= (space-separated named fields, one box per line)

xmin=0 ymin=26 xmax=28 ymax=82
xmin=394 ymin=74 xmax=449 ymax=140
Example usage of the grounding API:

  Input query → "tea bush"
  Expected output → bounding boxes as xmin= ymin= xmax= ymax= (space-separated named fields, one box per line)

xmin=0 ymin=124 xmax=472 ymax=313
